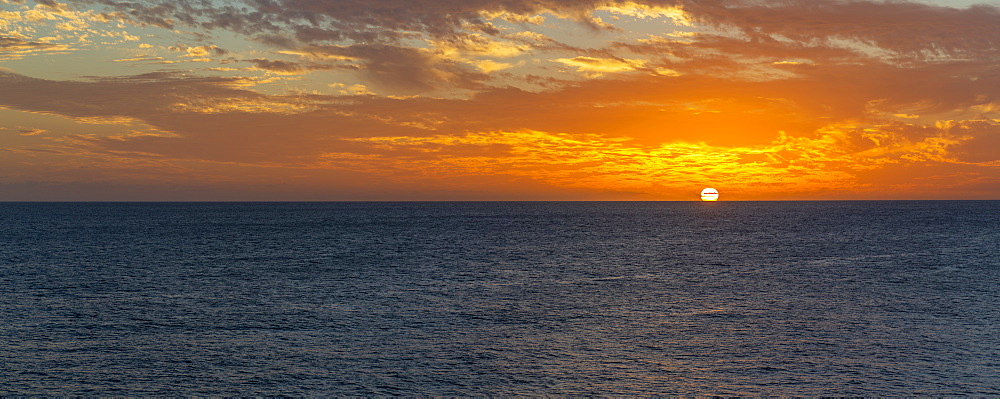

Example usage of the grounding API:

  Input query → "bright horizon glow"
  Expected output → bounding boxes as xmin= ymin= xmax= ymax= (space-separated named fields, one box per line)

xmin=701 ymin=188 xmax=720 ymax=202
xmin=1 ymin=0 xmax=998 ymax=201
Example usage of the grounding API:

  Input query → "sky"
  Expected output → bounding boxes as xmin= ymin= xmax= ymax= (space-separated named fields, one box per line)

xmin=1 ymin=0 xmax=999 ymax=200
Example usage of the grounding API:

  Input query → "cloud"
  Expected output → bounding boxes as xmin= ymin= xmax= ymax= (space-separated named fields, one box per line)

xmin=2 ymin=62 xmax=998 ymax=199
xmin=333 ymin=120 xmax=989 ymax=198
xmin=298 ymin=44 xmax=487 ymax=93
xmin=68 ymin=0 xmax=657 ymax=45
xmin=0 ymin=70 xmax=259 ymax=119
xmin=938 ymin=119 xmax=1000 ymax=164
xmin=329 ymin=83 xmax=375 ymax=96
xmin=4 ymin=0 xmax=1000 ymax=199
xmin=0 ymin=70 xmax=425 ymax=163
xmin=473 ymin=59 xmax=517 ymax=73
xmin=17 ymin=127 xmax=47 ymax=136
xmin=248 ymin=58 xmax=306 ymax=74
xmin=431 ymin=33 xmax=528 ymax=58
xmin=67 ymin=0 xmax=996 ymax=47
xmin=113 ymin=55 xmax=165 ymax=62
xmin=0 ymin=36 xmax=70 ymax=59
xmin=600 ymin=2 xmax=692 ymax=25
xmin=246 ymin=58 xmax=337 ymax=75
xmin=556 ymin=56 xmax=646 ymax=74
xmin=48 ymin=0 xmax=1000 ymax=93
xmin=169 ymin=44 xmax=227 ymax=57
xmin=691 ymin=1 xmax=1000 ymax=61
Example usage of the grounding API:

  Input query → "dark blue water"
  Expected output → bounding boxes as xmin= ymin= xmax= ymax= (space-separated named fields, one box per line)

xmin=1 ymin=201 xmax=998 ymax=395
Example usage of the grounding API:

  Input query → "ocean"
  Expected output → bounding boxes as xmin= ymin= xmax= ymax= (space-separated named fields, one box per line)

xmin=1 ymin=201 xmax=997 ymax=395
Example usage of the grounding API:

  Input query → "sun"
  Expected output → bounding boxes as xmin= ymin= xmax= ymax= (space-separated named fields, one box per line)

xmin=700 ymin=188 xmax=719 ymax=201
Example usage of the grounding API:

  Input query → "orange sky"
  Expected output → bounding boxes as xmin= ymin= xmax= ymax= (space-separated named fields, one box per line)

xmin=1 ymin=0 xmax=998 ymax=200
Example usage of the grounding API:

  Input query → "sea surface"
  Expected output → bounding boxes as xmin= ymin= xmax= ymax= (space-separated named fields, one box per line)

xmin=1 ymin=201 xmax=998 ymax=396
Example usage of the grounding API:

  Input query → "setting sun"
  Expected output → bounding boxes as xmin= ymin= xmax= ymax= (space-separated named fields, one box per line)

xmin=701 ymin=188 xmax=720 ymax=201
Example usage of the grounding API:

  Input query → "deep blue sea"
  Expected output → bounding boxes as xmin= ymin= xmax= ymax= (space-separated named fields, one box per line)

xmin=1 ymin=201 xmax=998 ymax=396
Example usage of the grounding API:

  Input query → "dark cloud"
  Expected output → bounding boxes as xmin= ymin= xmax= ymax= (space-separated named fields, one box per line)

xmin=18 ymin=127 xmax=47 ymax=136
xmin=248 ymin=58 xmax=305 ymax=73
xmin=55 ymin=0 xmax=1000 ymax=96
xmin=95 ymin=0 xmax=180 ymax=29
xmin=692 ymin=1 xmax=1000 ymax=60
xmin=247 ymin=58 xmax=335 ymax=74
xmin=304 ymin=44 xmax=487 ymax=93
xmin=0 ymin=70 xmax=430 ymax=163
xmin=71 ymin=0 xmax=999 ymax=54
xmin=603 ymin=1 xmax=1000 ymax=81
xmin=0 ymin=70 xmax=256 ymax=118
xmin=0 ymin=37 xmax=64 ymax=53
xmin=73 ymin=0 xmax=662 ymax=44
xmin=292 ymin=26 xmax=346 ymax=43
xmin=944 ymin=120 xmax=1000 ymax=164
xmin=97 ymin=109 xmax=438 ymax=163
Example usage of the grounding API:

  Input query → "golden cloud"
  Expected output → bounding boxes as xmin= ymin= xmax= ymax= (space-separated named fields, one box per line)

xmin=169 ymin=97 xmax=320 ymax=114
xmin=169 ymin=44 xmax=226 ymax=58
xmin=432 ymin=34 xmax=527 ymax=58
xmin=556 ymin=56 xmax=646 ymax=74
xmin=337 ymin=121 xmax=979 ymax=198
xmin=598 ymin=2 xmax=692 ymax=26
xmin=473 ymin=59 xmax=518 ymax=73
